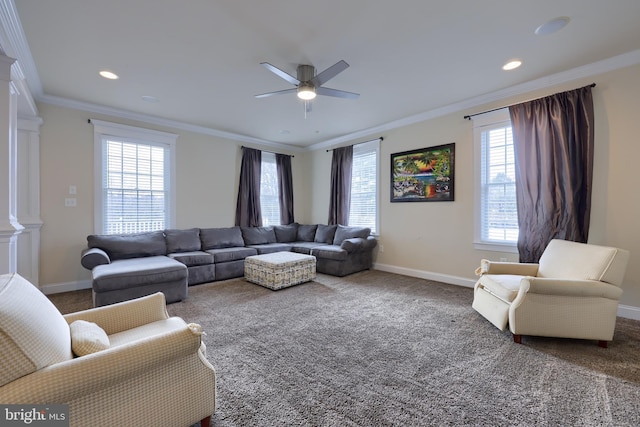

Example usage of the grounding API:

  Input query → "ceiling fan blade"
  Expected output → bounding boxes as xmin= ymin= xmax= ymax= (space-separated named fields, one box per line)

xmin=316 ymin=86 xmax=360 ymax=99
xmin=255 ymin=88 xmax=297 ymax=98
xmin=260 ymin=62 xmax=300 ymax=85
xmin=311 ymin=60 xmax=349 ymax=87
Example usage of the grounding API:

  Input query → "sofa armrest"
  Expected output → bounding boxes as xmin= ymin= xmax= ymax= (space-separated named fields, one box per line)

xmin=0 ymin=322 xmax=202 ymax=404
xmin=81 ymin=247 xmax=110 ymax=270
xmin=64 ymin=292 xmax=170 ymax=335
xmin=340 ymin=236 xmax=377 ymax=253
xmin=475 ymin=259 xmax=539 ymax=276
xmin=521 ymin=277 xmax=623 ymax=300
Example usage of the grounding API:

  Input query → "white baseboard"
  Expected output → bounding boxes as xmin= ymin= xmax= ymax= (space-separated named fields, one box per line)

xmin=372 ymin=263 xmax=640 ymax=321
xmin=373 ymin=263 xmax=476 ymax=288
xmin=40 ymin=279 xmax=91 ymax=295
xmin=617 ymin=304 xmax=640 ymax=321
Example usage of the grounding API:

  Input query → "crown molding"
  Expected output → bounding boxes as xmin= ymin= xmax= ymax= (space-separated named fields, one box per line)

xmin=3 ymin=0 xmax=639 ymax=153
xmin=309 ymin=49 xmax=640 ymax=151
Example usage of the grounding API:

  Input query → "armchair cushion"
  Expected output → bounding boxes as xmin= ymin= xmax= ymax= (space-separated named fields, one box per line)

xmin=0 ymin=273 xmax=73 ymax=387
xmin=70 ymin=320 xmax=110 ymax=356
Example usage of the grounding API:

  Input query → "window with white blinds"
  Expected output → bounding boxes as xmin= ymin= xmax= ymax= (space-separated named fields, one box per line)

xmin=260 ymin=151 xmax=281 ymax=226
xmin=92 ymin=120 xmax=176 ymax=235
xmin=473 ymin=109 xmax=518 ymax=251
xmin=348 ymin=140 xmax=379 ymax=234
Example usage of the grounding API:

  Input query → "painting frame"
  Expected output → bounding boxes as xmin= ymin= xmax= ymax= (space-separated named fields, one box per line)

xmin=390 ymin=143 xmax=455 ymax=202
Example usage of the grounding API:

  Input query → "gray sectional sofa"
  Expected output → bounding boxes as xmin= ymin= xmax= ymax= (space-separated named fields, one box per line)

xmin=81 ymin=223 xmax=377 ymax=306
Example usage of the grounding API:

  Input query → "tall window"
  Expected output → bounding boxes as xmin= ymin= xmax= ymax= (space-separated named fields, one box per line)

xmin=349 ymin=140 xmax=379 ymax=234
xmin=92 ymin=120 xmax=176 ymax=235
xmin=473 ymin=109 xmax=518 ymax=251
xmin=260 ymin=151 xmax=280 ymax=226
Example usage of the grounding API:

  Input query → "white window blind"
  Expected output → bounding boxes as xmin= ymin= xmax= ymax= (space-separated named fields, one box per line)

xmin=260 ymin=151 xmax=281 ymax=226
xmin=473 ymin=109 xmax=518 ymax=251
xmin=348 ymin=140 xmax=379 ymax=234
xmin=93 ymin=120 xmax=176 ymax=235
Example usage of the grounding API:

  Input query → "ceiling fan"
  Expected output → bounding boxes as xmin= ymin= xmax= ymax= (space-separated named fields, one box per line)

xmin=255 ymin=60 xmax=359 ymax=112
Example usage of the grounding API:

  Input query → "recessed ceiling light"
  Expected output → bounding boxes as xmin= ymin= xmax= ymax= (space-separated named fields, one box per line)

xmin=99 ymin=70 xmax=119 ymax=80
xmin=535 ymin=17 xmax=570 ymax=36
xmin=502 ymin=60 xmax=522 ymax=71
xmin=141 ymin=95 xmax=159 ymax=103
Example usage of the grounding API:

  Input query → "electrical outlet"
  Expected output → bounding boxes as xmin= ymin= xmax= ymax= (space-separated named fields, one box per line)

xmin=379 ymin=244 xmax=384 ymax=253
xmin=64 ymin=198 xmax=77 ymax=207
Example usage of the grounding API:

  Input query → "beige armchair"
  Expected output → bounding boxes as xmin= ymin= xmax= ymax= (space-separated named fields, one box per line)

xmin=0 ymin=273 xmax=215 ymax=427
xmin=472 ymin=239 xmax=630 ymax=347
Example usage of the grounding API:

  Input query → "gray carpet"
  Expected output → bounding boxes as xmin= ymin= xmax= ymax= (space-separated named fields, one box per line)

xmin=49 ymin=270 xmax=640 ymax=426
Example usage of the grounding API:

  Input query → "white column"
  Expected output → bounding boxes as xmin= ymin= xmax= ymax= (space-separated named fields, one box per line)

xmin=0 ymin=54 xmax=23 ymax=274
xmin=17 ymin=117 xmax=43 ymax=284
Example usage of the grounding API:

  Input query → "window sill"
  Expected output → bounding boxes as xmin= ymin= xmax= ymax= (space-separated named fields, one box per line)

xmin=473 ymin=241 xmax=518 ymax=254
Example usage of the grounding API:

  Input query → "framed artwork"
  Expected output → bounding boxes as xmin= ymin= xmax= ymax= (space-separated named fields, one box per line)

xmin=390 ymin=143 xmax=455 ymax=202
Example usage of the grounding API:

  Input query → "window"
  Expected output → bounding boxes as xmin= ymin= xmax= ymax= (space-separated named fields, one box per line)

xmin=260 ymin=151 xmax=281 ymax=226
xmin=473 ymin=109 xmax=518 ymax=252
xmin=349 ymin=140 xmax=379 ymax=234
xmin=92 ymin=120 xmax=176 ymax=234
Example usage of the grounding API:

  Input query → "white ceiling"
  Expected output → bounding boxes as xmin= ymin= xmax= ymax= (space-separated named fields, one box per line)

xmin=10 ymin=0 xmax=640 ymax=148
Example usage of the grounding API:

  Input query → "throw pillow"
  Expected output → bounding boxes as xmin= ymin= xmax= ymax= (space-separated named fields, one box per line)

xmin=70 ymin=320 xmax=110 ymax=357
xmin=165 ymin=228 xmax=201 ymax=253
xmin=296 ymin=224 xmax=318 ymax=242
xmin=315 ymin=224 xmax=338 ymax=244
xmin=274 ymin=223 xmax=299 ymax=243
xmin=333 ymin=225 xmax=371 ymax=245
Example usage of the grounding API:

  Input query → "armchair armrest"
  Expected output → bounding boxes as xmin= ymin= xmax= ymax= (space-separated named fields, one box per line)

xmin=475 ymin=259 xmax=539 ymax=276
xmin=0 ymin=322 xmax=202 ymax=404
xmin=521 ymin=277 xmax=623 ymax=300
xmin=64 ymin=292 xmax=169 ymax=335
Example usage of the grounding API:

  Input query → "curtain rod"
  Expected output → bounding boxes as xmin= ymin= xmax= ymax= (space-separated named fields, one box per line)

xmin=326 ymin=136 xmax=384 ymax=152
xmin=463 ymin=83 xmax=596 ymax=120
xmin=241 ymin=146 xmax=294 ymax=158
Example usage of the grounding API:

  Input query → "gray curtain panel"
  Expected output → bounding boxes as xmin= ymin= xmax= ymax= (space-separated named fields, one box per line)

xmin=276 ymin=153 xmax=295 ymax=225
xmin=328 ymin=145 xmax=353 ymax=225
xmin=235 ymin=147 xmax=263 ymax=227
xmin=509 ymin=85 xmax=594 ymax=262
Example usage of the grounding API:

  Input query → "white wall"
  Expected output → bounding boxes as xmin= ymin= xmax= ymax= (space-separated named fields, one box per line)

xmin=309 ymin=64 xmax=640 ymax=313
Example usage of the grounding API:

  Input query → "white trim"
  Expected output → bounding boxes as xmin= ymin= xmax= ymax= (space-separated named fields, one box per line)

xmin=92 ymin=119 xmax=177 ymax=234
xmin=618 ymin=304 xmax=640 ymax=321
xmin=40 ymin=279 xmax=91 ymax=295
xmin=373 ymin=262 xmax=476 ymax=288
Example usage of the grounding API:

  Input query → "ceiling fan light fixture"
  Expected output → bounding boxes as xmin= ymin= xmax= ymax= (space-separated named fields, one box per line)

xmin=297 ymin=83 xmax=316 ymax=100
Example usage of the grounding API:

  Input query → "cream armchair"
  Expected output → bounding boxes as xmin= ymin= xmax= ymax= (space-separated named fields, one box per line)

xmin=0 ymin=273 xmax=215 ymax=427
xmin=472 ymin=239 xmax=630 ymax=347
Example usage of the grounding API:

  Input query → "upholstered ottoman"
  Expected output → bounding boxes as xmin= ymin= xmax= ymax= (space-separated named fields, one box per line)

xmin=244 ymin=251 xmax=316 ymax=290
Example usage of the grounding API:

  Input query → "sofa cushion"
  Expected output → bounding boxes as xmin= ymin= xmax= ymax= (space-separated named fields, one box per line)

xmin=87 ymin=231 xmax=167 ymax=261
xmin=248 ymin=243 xmax=293 ymax=254
xmin=200 ymin=226 xmax=245 ymax=249
xmin=315 ymin=224 xmax=338 ymax=244
xmin=297 ymin=224 xmax=318 ymax=242
xmin=274 ymin=223 xmax=298 ymax=243
xmin=81 ymin=247 xmax=111 ymax=270
xmin=165 ymin=228 xmax=201 ymax=253
xmin=311 ymin=245 xmax=349 ymax=261
xmin=333 ymin=225 xmax=371 ymax=245
xmin=168 ymin=251 xmax=214 ymax=267
xmin=206 ymin=247 xmax=258 ymax=263
xmin=91 ymin=256 xmax=187 ymax=292
xmin=70 ymin=320 xmax=110 ymax=357
xmin=0 ymin=273 xmax=73 ymax=387
xmin=290 ymin=242 xmax=326 ymax=255
xmin=241 ymin=226 xmax=277 ymax=245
